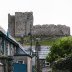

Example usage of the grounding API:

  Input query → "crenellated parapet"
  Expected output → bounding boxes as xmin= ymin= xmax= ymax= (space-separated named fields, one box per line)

xmin=32 ymin=24 xmax=70 ymax=36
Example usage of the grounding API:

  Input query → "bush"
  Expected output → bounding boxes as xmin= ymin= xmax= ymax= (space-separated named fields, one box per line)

xmin=46 ymin=36 xmax=72 ymax=63
xmin=52 ymin=55 xmax=72 ymax=72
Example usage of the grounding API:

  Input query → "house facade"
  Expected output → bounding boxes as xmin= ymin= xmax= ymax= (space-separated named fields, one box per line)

xmin=14 ymin=44 xmax=32 ymax=72
xmin=0 ymin=27 xmax=18 ymax=72
xmin=0 ymin=27 xmax=32 ymax=72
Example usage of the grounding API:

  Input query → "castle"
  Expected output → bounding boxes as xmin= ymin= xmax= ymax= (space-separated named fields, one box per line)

xmin=32 ymin=24 xmax=70 ymax=36
xmin=8 ymin=12 xmax=70 ymax=37
xmin=8 ymin=12 xmax=33 ymax=37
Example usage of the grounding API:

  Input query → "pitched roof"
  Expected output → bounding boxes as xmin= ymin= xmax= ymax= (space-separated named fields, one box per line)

xmin=0 ymin=26 xmax=18 ymax=45
xmin=0 ymin=26 xmax=6 ymax=34
xmin=22 ymin=46 xmax=51 ymax=59
xmin=15 ymin=44 xmax=32 ymax=58
xmin=38 ymin=46 xmax=51 ymax=59
xmin=0 ymin=27 xmax=31 ymax=57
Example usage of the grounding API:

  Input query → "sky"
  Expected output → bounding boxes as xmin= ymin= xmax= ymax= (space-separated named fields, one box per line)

xmin=0 ymin=0 xmax=72 ymax=35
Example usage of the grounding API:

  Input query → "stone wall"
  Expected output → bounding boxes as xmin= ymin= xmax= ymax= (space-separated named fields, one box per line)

xmin=27 ymin=57 xmax=32 ymax=72
xmin=15 ymin=12 xmax=33 ymax=37
xmin=14 ymin=56 xmax=27 ymax=64
xmin=32 ymin=24 xmax=70 ymax=36
xmin=8 ymin=14 xmax=15 ymax=37
xmin=8 ymin=12 xmax=70 ymax=37
xmin=8 ymin=12 xmax=33 ymax=37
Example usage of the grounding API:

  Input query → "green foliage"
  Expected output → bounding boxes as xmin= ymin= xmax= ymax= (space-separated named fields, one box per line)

xmin=15 ymin=36 xmax=58 ymax=46
xmin=52 ymin=55 xmax=72 ymax=71
xmin=39 ymin=39 xmax=55 ymax=45
xmin=46 ymin=36 xmax=72 ymax=63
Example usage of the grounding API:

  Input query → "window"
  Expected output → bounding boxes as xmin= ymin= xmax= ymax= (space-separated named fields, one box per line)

xmin=5 ymin=41 xmax=8 ymax=55
xmin=1 ymin=38 xmax=4 ymax=55
xmin=17 ymin=60 xmax=24 ymax=64
xmin=0 ymin=37 xmax=3 ymax=55
xmin=8 ymin=43 xmax=10 ymax=56
xmin=45 ymin=61 xmax=50 ymax=66
xmin=11 ymin=44 xmax=13 ymax=55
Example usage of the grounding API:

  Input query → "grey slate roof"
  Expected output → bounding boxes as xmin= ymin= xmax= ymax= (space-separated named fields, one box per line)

xmin=21 ymin=46 xmax=51 ymax=59
xmin=0 ymin=26 xmax=6 ymax=34
xmin=15 ymin=44 xmax=32 ymax=58
xmin=0 ymin=26 xmax=18 ymax=44
xmin=38 ymin=46 xmax=51 ymax=59
xmin=17 ymin=44 xmax=29 ymax=55
xmin=21 ymin=46 xmax=51 ymax=66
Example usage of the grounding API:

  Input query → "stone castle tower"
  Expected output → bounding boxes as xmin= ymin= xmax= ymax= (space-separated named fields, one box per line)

xmin=8 ymin=12 xmax=33 ymax=37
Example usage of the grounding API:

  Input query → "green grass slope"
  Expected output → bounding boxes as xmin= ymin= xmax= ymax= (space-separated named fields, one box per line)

xmin=15 ymin=36 xmax=72 ymax=46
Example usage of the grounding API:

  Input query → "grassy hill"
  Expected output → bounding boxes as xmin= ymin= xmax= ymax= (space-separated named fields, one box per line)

xmin=16 ymin=36 xmax=72 ymax=45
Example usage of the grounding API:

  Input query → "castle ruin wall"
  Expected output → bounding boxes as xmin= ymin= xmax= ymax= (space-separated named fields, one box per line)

xmin=32 ymin=24 xmax=70 ymax=36
xmin=8 ymin=12 xmax=70 ymax=37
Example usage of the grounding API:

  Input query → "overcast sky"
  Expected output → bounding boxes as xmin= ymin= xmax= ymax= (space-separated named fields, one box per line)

xmin=0 ymin=0 xmax=72 ymax=35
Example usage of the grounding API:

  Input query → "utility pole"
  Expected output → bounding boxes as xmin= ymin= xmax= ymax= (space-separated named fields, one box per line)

xmin=20 ymin=34 xmax=24 ymax=46
xmin=28 ymin=23 xmax=32 ymax=55
xmin=35 ymin=41 xmax=42 ymax=72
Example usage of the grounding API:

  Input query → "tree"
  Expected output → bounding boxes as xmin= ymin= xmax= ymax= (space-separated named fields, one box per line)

xmin=46 ymin=36 xmax=72 ymax=63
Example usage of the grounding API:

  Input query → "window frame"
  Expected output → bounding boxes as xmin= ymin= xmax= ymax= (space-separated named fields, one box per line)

xmin=17 ymin=60 xmax=24 ymax=64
